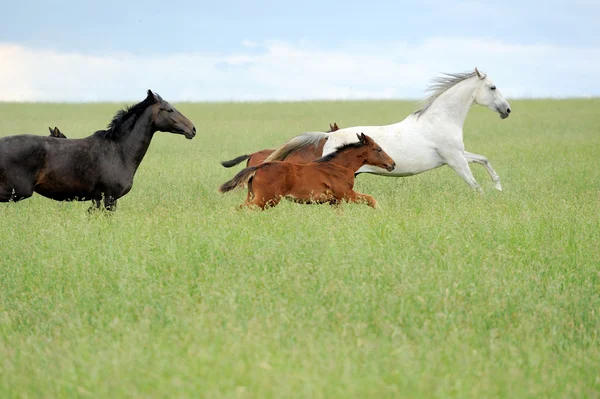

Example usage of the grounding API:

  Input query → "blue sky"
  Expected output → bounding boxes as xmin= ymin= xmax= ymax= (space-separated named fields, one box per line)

xmin=1 ymin=0 xmax=599 ymax=101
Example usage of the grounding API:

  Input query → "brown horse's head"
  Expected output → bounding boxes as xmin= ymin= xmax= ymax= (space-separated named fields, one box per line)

xmin=358 ymin=133 xmax=396 ymax=172
xmin=48 ymin=126 xmax=66 ymax=138
xmin=147 ymin=90 xmax=196 ymax=139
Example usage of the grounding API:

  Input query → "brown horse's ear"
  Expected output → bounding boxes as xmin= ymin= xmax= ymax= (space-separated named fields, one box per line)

xmin=329 ymin=123 xmax=334 ymax=131
xmin=360 ymin=132 xmax=367 ymax=142
xmin=333 ymin=122 xmax=339 ymax=131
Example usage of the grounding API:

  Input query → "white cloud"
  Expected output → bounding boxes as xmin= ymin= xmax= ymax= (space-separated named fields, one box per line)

xmin=0 ymin=38 xmax=599 ymax=102
xmin=241 ymin=40 xmax=258 ymax=48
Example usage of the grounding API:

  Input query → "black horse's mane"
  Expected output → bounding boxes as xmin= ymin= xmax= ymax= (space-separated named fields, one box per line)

xmin=93 ymin=94 xmax=158 ymax=140
xmin=314 ymin=140 xmax=365 ymax=163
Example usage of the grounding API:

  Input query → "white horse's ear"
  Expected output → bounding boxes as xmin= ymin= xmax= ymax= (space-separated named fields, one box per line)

xmin=475 ymin=67 xmax=484 ymax=79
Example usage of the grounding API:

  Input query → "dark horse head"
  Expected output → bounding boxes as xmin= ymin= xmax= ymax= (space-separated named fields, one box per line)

xmin=98 ymin=90 xmax=196 ymax=140
xmin=147 ymin=90 xmax=196 ymax=139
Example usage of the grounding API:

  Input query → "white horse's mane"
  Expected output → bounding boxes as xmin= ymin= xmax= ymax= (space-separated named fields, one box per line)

xmin=413 ymin=71 xmax=478 ymax=117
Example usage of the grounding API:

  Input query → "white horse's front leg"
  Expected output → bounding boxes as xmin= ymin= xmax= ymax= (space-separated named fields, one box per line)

xmin=464 ymin=151 xmax=502 ymax=191
xmin=439 ymin=150 xmax=482 ymax=191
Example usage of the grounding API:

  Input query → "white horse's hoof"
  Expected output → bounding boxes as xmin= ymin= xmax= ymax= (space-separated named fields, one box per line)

xmin=494 ymin=182 xmax=503 ymax=191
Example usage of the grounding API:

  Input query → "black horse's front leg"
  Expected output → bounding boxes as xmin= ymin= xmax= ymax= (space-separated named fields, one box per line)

xmin=87 ymin=199 xmax=102 ymax=213
xmin=103 ymin=196 xmax=118 ymax=212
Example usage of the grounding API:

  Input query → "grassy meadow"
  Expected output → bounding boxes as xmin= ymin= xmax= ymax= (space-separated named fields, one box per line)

xmin=0 ymin=99 xmax=599 ymax=398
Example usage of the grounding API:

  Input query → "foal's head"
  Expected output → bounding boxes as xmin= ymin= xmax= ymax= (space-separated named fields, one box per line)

xmin=48 ymin=126 xmax=66 ymax=138
xmin=358 ymin=133 xmax=396 ymax=172
xmin=147 ymin=90 xmax=196 ymax=139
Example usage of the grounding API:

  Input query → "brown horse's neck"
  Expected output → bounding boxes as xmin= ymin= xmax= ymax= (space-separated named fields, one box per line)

xmin=327 ymin=147 xmax=369 ymax=172
xmin=119 ymin=107 xmax=157 ymax=170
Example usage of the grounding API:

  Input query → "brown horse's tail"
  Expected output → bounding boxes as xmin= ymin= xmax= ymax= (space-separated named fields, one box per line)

xmin=265 ymin=131 xmax=329 ymax=162
xmin=219 ymin=166 xmax=259 ymax=193
xmin=221 ymin=154 xmax=251 ymax=168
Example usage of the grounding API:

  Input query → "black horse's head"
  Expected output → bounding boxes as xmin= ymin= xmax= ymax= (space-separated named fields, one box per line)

xmin=147 ymin=90 xmax=196 ymax=139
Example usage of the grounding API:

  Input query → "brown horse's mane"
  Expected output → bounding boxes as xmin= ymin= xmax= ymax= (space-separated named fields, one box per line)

xmin=94 ymin=94 xmax=160 ymax=140
xmin=314 ymin=140 xmax=365 ymax=163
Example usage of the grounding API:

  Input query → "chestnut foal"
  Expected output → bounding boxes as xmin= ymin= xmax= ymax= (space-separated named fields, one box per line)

xmin=219 ymin=133 xmax=395 ymax=209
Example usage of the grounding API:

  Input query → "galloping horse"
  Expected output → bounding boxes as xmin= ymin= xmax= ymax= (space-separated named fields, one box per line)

xmin=48 ymin=127 xmax=67 ymax=138
xmin=0 ymin=90 xmax=196 ymax=211
xmin=265 ymin=68 xmax=511 ymax=191
xmin=220 ymin=123 xmax=339 ymax=168
xmin=219 ymin=133 xmax=395 ymax=209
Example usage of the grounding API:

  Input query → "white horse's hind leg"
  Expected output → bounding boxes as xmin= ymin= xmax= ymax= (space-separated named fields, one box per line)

xmin=439 ymin=150 xmax=482 ymax=191
xmin=464 ymin=151 xmax=502 ymax=191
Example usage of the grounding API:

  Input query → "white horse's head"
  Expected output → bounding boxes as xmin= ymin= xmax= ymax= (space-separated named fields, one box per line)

xmin=472 ymin=68 xmax=511 ymax=119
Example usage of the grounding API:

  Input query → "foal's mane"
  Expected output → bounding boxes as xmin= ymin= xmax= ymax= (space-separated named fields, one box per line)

xmin=413 ymin=71 xmax=477 ymax=117
xmin=315 ymin=140 xmax=365 ymax=163
xmin=93 ymin=94 xmax=158 ymax=140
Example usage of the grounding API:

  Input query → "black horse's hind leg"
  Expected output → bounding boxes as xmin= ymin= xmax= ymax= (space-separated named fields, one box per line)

xmin=0 ymin=186 xmax=13 ymax=202
xmin=0 ymin=181 xmax=34 ymax=202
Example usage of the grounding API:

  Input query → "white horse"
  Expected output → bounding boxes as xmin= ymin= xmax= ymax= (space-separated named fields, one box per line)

xmin=266 ymin=68 xmax=511 ymax=191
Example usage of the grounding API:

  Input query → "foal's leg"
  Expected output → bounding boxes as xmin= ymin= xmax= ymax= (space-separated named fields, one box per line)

xmin=439 ymin=150 xmax=482 ymax=191
xmin=464 ymin=151 xmax=502 ymax=191
xmin=344 ymin=190 xmax=378 ymax=208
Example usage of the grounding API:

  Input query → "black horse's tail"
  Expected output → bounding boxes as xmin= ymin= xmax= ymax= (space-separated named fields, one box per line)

xmin=219 ymin=166 xmax=259 ymax=193
xmin=221 ymin=154 xmax=251 ymax=168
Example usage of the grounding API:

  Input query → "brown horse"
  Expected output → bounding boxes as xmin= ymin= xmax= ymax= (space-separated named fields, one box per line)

xmin=48 ymin=127 xmax=67 ymax=138
xmin=221 ymin=122 xmax=339 ymax=168
xmin=219 ymin=133 xmax=395 ymax=209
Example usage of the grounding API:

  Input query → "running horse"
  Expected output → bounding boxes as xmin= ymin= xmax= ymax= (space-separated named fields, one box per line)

xmin=265 ymin=68 xmax=511 ymax=191
xmin=219 ymin=133 xmax=395 ymax=209
xmin=220 ymin=123 xmax=340 ymax=168
xmin=0 ymin=90 xmax=196 ymax=211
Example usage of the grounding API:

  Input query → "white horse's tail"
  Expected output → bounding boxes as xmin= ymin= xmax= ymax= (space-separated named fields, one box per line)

xmin=264 ymin=132 xmax=328 ymax=162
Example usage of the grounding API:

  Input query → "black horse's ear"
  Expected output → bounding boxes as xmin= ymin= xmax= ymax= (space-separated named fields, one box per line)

xmin=147 ymin=89 xmax=159 ymax=103
xmin=48 ymin=127 xmax=53 ymax=135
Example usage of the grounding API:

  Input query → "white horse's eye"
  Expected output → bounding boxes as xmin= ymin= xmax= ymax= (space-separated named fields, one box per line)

xmin=490 ymin=86 xmax=496 ymax=90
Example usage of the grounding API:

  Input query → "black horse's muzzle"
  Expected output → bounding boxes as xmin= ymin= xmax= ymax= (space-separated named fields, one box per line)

xmin=184 ymin=126 xmax=196 ymax=139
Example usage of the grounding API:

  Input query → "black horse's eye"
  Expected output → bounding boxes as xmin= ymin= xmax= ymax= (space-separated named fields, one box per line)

xmin=490 ymin=86 xmax=496 ymax=90
xmin=167 ymin=109 xmax=174 ymax=113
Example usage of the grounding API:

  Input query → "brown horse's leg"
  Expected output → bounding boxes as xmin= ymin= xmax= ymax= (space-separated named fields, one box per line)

xmin=345 ymin=190 xmax=378 ymax=208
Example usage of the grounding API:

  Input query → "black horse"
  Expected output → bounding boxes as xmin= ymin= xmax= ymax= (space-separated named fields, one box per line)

xmin=0 ymin=90 xmax=196 ymax=211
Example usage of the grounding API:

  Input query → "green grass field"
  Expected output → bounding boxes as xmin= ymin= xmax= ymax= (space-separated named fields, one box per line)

xmin=0 ymin=99 xmax=599 ymax=398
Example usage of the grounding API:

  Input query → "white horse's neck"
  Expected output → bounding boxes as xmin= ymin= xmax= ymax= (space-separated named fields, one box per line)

xmin=420 ymin=77 xmax=477 ymax=128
